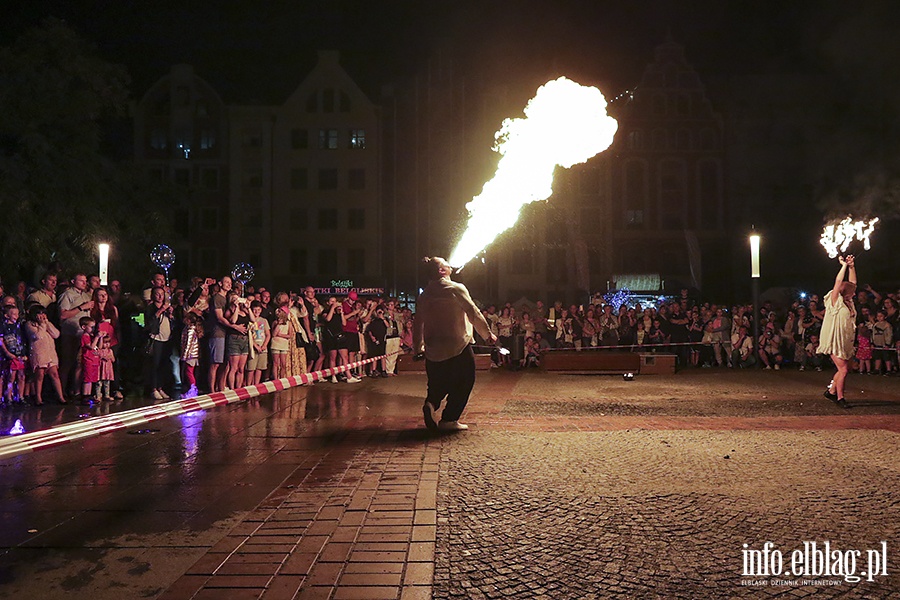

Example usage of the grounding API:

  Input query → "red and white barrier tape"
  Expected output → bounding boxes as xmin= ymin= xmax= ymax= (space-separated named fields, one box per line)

xmin=0 ymin=352 xmax=398 ymax=461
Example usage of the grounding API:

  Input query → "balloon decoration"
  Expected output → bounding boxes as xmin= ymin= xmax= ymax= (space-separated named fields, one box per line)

xmin=150 ymin=244 xmax=176 ymax=283
xmin=231 ymin=262 xmax=255 ymax=287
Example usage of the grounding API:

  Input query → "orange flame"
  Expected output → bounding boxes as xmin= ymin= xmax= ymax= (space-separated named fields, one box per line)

xmin=448 ymin=77 xmax=618 ymax=268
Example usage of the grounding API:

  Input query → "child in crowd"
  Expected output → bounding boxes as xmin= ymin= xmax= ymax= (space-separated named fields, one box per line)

xmin=801 ymin=333 xmax=824 ymax=371
xmin=1 ymin=306 xmax=27 ymax=404
xmin=246 ymin=300 xmax=270 ymax=386
xmin=521 ymin=337 xmax=541 ymax=368
xmin=97 ymin=336 xmax=115 ymax=401
xmin=270 ymin=309 xmax=291 ymax=380
xmin=871 ymin=310 xmax=894 ymax=375
xmin=856 ymin=324 xmax=873 ymax=374
xmin=79 ymin=316 xmax=103 ymax=404
xmin=180 ymin=312 xmax=204 ymax=398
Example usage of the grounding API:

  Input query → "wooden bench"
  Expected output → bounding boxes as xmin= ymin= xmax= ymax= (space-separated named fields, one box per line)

xmin=638 ymin=353 xmax=677 ymax=375
xmin=396 ymin=353 xmax=493 ymax=372
xmin=540 ymin=351 xmax=641 ymax=374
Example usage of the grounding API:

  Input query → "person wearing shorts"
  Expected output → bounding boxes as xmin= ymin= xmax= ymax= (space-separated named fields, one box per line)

xmin=246 ymin=301 xmax=270 ymax=386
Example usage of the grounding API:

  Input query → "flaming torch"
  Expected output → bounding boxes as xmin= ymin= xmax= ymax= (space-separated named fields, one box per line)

xmin=819 ymin=216 xmax=879 ymax=259
xmin=448 ymin=77 xmax=618 ymax=269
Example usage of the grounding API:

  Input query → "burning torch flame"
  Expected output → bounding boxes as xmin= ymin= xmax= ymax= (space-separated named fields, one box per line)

xmin=819 ymin=217 xmax=880 ymax=258
xmin=448 ymin=77 xmax=618 ymax=268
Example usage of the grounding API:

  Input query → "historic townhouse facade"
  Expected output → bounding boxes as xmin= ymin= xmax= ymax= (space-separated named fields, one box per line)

xmin=134 ymin=52 xmax=381 ymax=289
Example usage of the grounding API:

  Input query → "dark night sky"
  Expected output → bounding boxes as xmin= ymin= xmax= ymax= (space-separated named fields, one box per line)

xmin=7 ymin=1 xmax=895 ymax=104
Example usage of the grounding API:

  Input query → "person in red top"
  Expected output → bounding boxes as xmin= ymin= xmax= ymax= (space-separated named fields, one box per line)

xmin=79 ymin=316 xmax=103 ymax=404
xmin=340 ymin=291 xmax=362 ymax=382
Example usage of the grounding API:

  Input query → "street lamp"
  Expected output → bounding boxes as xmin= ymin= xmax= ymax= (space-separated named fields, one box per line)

xmin=749 ymin=230 xmax=760 ymax=368
xmin=98 ymin=243 xmax=110 ymax=286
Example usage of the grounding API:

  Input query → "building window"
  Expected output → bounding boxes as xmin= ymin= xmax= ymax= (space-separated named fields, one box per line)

xmin=624 ymin=160 xmax=647 ymax=230
xmin=699 ymin=161 xmax=721 ymax=229
xmin=244 ymin=210 xmax=262 ymax=228
xmin=175 ymin=85 xmax=190 ymax=106
xmin=348 ymin=168 xmax=365 ymax=190
xmin=348 ymin=208 xmax=365 ymax=230
xmin=349 ymin=129 xmax=366 ymax=149
xmin=306 ymin=92 xmax=318 ymax=113
xmin=339 ymin=91 xmax=351 ymax=112
xmin=318 ymin=169 xmax=338 ymax=190
xmin=318 ymin=208 xmax=338 ymax=230
xmin=174 ymin=209 xmax=190 ymax=237
xmin=291 ymin=128 xmax=308 ymax=149
xmin=347 ymin=249 xmax=365 ymax=275
xmin=290 ymin=248 xmax=308 ymax=275
xmin=652 ymin=94 xmax=666 ymax=116
xmin=508 ymin=248 xmax=534 ymax=275
xmin=290 ymin=168 xmax=308 ymax=190
xmin=659 ymin=160 xmax=687 ymax=229
xmin=148 ymin=167 xmax=165 ymax=181
xmin=200 ymin=207 xmax=219 ymax=231
xmin=150 ymin=129 xmax=167 ymax=150
xmin=546 ymin=249 xmax=567 ymax=284
xmin=700 ymin=128 xmax=717 ymax=151
xmin=242 ymin=130 xmax=262 ymax=148
xmin=174 ymin=168 xmax=191 ymax=187
xmin=244 ymin=168 xmax=262 ymax=188
xmin=200 ymin=129 xmax=216 ymax=150
xmin=290 ymin=208 xmax=307 ymax=230
xmin=545 ymin=219 xmax=567 ymax=246
xmin=317 ymin=248 xmax=337 ymax=275
xmin=318 ymin=129 xmax=338 ymax=149
xmin=625 ymin=210 xmax=644 ymax=228
xmin=201 ymin=168 xmax=219 ymax=189
xmin=578 ymin=167 xmax=599 ymax=195
xmin=322 ymin=88 xmax=335 ymax=113
xmin=199 ymin=247 xmax=218 ymax=271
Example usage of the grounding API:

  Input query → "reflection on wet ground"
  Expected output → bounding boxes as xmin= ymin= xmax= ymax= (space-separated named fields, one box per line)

xmin=1 ymin=370 xmax=899 ymax=598
xmin=0 ymin=378 xmax=431 ymax=598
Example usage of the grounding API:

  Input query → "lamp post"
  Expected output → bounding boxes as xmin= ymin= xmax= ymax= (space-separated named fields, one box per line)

xmin=749 ymin=230 xmax=761 ymax=368
xmin=98 ymin=243 xmax=110 ymax=286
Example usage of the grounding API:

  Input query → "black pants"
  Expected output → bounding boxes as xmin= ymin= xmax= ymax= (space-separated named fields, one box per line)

xmin=425 ymin=345 xmax=476 ymax=423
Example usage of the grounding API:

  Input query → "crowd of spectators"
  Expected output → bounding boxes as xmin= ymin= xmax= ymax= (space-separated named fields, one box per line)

xmin=474 ymin=287 xmax=899 ymax=375
xmin=0 ymin=270 xmax=413 ymax=406
xmin=1 ymin=272 xmax=897 ymax=408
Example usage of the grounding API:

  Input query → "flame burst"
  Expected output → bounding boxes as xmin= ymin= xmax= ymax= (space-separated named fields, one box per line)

xmin=448 ymin=77 xmax=618 ymax=268
xmin=820 ymin=216 xmax=880 ymax=258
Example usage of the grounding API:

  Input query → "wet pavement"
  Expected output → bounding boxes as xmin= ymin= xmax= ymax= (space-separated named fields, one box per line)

xmin=1 ymin=368 xmax=899 ymax=599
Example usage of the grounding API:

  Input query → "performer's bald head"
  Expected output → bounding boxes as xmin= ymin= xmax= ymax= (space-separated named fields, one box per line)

xmin=422 ymin=256 xmax=453 ymax=280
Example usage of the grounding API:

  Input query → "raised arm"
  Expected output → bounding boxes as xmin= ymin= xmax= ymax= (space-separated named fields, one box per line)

xmin=830 ymin=256 xmax=850 ymax=305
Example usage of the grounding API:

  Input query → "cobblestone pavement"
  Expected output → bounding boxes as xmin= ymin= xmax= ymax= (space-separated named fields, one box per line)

xmin=0 ymin=369 xmax=898 ymax=599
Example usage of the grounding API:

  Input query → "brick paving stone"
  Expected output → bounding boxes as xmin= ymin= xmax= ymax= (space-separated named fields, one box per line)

xmin=404 ymin=562 xmax=434 ymax=585
xmin=343 ymin=562 xmax=405 ymax=574
xmin=338 ymin=572 xmax=403 ymax=586
xmin=332 ymin=586 xmax=401 ymax=599
xmin=260 ymin=575 xmax=305 ymax=600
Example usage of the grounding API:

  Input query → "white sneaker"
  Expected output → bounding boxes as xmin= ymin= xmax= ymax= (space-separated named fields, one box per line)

xmin=438 ymin=420 xmax=468 ymax=431
xmin=764 ymin=366 xmax=772 ymax=370
xmin=798 ymin=366 xmax=805 ymax=371
xmin=347 ymin=376 xmax=362 ymax=383
xmin=331 ymin=376 xmax=339 ymax=384
xmin=774 ymin=364 xmax=780 ymax=370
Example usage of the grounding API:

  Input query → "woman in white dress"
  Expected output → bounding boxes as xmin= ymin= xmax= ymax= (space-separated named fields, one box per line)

xmin=818 ymin=255 xmax=857 ymax=408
